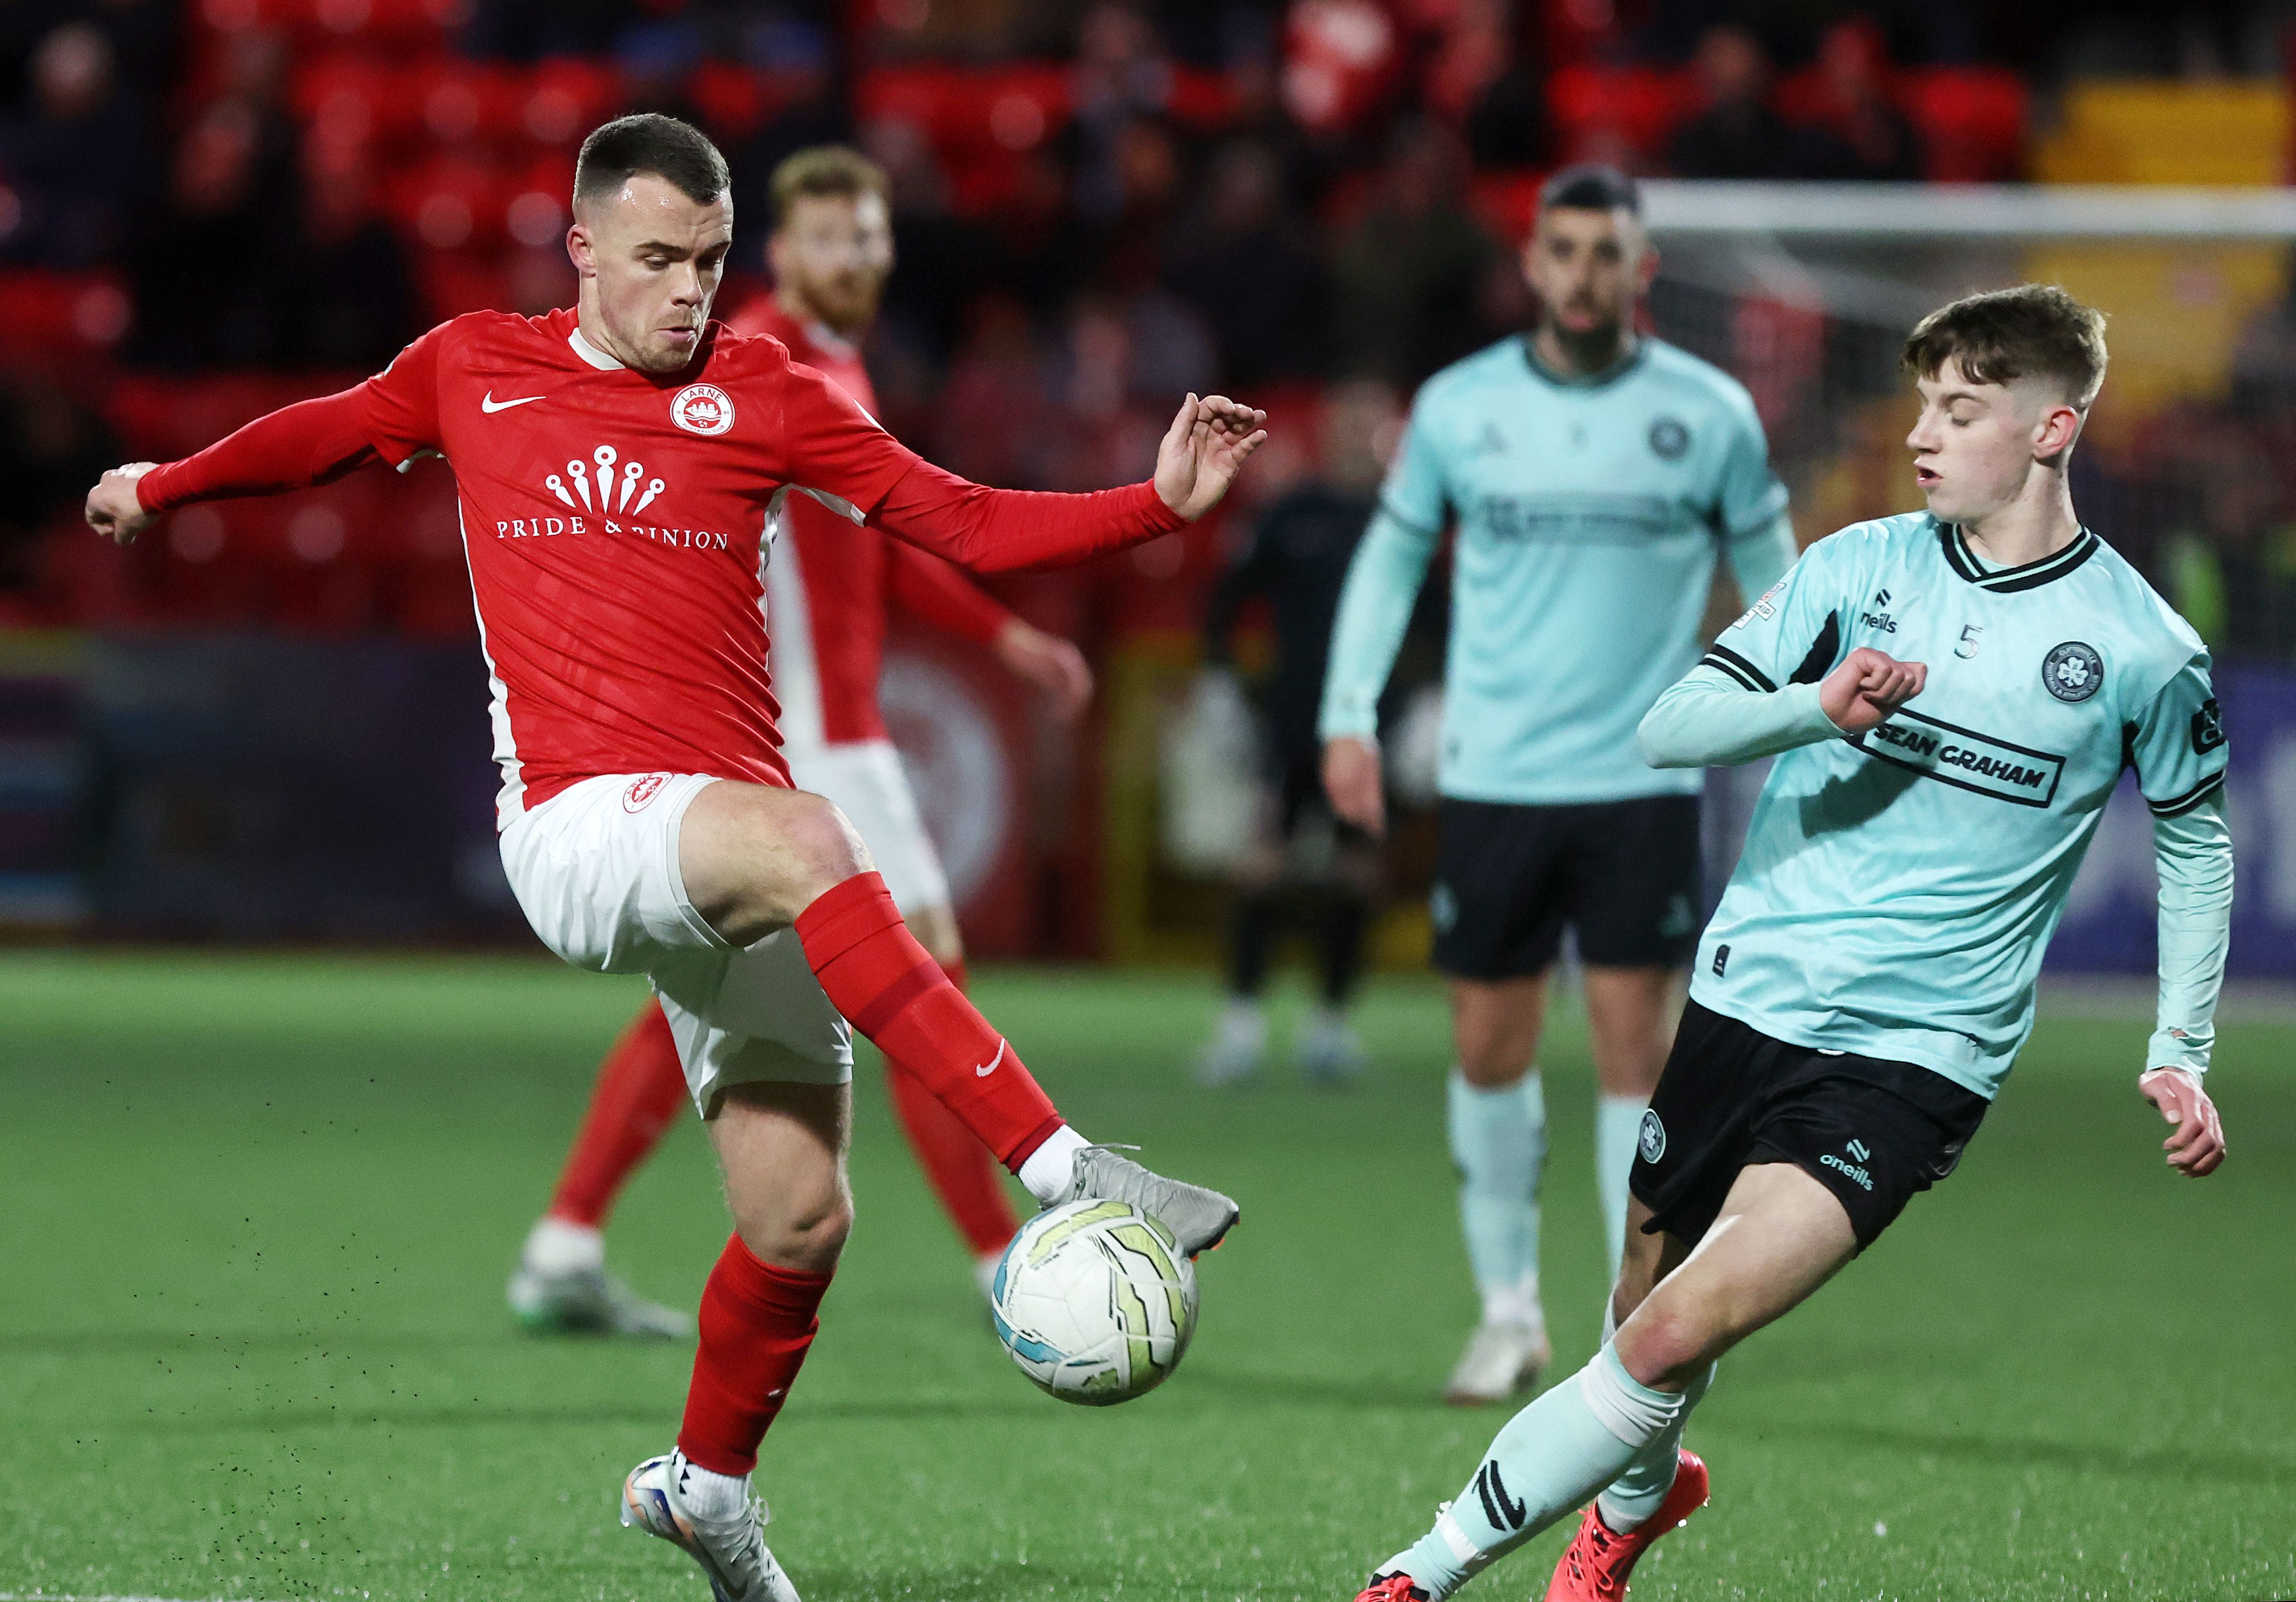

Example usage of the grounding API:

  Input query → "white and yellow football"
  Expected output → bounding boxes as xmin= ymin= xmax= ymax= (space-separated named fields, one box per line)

xmin=990 ymin=1198 xmax=1198 ymax=1406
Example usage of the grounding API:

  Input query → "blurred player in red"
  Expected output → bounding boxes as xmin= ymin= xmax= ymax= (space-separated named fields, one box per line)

xmin=84 ymin=114 xmax=1262 ymax=1602
xmin=509 ymin=145 xmax=1094 ymax=1337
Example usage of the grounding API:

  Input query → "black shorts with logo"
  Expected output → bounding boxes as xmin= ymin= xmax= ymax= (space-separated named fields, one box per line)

xmin=1430 ymin=794 xmax=1702 ymax=978
xmin=1630 ymin=1000 xmax=1991 ymax=1250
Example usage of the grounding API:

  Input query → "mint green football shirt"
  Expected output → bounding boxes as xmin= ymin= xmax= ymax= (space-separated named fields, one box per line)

xmin=1322 ymin=336 xmax=1792 ymax=805
xmin=1691 ymin=513 xmax=2227 ymax=1099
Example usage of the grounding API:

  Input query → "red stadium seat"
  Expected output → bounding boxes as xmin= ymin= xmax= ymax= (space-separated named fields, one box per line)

xmin=1903 ymin=67 xmax=2027 ymax=182
xmin=520 ymin=60 xmax=623 ymax=148
xmin=1545 ymin=65 xmax=1700 ymax=162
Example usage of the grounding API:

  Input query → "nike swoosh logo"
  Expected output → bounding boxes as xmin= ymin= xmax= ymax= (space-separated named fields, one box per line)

xmin=481 ymin=392 xmax=545 ymax=413
xmin=975 ymin=1041 xmax=1007 ymax=1077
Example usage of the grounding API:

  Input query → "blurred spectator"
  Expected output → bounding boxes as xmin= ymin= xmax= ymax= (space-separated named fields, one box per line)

xmin=1794 ymin=18 xmax=1922 ymax=182
xmin=1329 ymin=121 xmax=1498 ymax=387
xmin=1067 ymin=3 xmax=1174 ymax=224
xmin=0 ymin=368 xmax=117 ymax=593
xmin=125 ymin=99 xmax=298 ymax=368
xmin=290 ymin=149 xmax=417 ymax=370
xmin=1193 ymin=379 xmax=1417 ymax=1087
xmin=0 ymin=22 xmax=148 ymax=268
xmin=731 ymin=62 xmax=853 ymax=241
xmin=933 ymin=291 xmax=1057 ymax=488
xmin=1666 ymin=23 xmax=1800 ymax=180
xmin=463 ymin=0 xmax=629 ymax=63
xmin=1041 ymin=291 xmax=1169 ymax=489
xmin=1167 ymin=140 xmax=1326 ymax=385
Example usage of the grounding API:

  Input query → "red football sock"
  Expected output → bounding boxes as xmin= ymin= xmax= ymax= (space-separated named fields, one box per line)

xmin=887 ymin=957 xmax=1022 ymax=1257
xmin=547 ymin=1003 xmax=690 ymax=1230
xmin=796 ymin=873 xmax=1064 ymax=1168
xmin=677 ymin=1236 xmax=832 ymax=1476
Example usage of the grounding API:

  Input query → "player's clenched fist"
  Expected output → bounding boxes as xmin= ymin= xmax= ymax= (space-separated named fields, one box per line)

xmin=1154 ymin=394 xmax=1268 ymax=522
xmin=1819 ymin=645 xmax=1926 ymax=735
xmin=84 ymin=462 xmax=160 ymax=546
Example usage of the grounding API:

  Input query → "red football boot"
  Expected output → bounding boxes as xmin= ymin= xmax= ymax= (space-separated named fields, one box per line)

xmin=1542 ymin=1450 xmax=1710 ymax=1601
xmin=1353 ymin=1571 xmax=1432 ymax=1602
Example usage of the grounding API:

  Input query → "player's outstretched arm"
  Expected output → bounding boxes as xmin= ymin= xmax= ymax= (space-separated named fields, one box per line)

xmin=83 ymin=387 xmax=398 ymax=545
xmin=2138 ymin=791 xmax=2233 ymax=1177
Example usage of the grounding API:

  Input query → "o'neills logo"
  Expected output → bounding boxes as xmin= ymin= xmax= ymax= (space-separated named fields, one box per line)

xmin=672 ymin=383 xmax=733 ymax=435
xmin=623 ymin=774 xmax=668 ymax=812
xmin=494 ymin=443 xmax=731 ymax=550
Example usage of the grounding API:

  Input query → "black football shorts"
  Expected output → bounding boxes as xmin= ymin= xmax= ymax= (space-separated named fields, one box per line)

xmin=1430 ymin=794 xmax=1702 ymax=978
xmin=1630 ymin=999 xmax=1991 ymax=1250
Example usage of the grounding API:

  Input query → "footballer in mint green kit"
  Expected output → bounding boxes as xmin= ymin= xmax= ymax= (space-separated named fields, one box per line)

xmin=1320 ymin=167 xmax=1796 ymax=1407
xmin=1354 ymin=287 xmax=2234 ymax=1602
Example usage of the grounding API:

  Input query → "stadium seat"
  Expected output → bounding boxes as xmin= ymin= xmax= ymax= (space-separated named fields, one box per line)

xmin=1545 ymin=65 xmax=1699 ymax=163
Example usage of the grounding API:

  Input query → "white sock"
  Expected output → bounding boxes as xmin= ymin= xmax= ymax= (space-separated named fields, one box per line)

xmin=523 ymin=1216 xmax=604 ymax=1275
xmin=1482 ymin=1270 xmax=1544 ymax=1331
xmin=1016 ymin=1123 xmax=1091 ymax=1205
xmin=668 ymin=1448 xmax=750 ymax=1519
xmin=1595 ymin=1095 xmax=1648 ymax=1277
xmin=1448 ymin=1069 xmax=1546 ymax=1321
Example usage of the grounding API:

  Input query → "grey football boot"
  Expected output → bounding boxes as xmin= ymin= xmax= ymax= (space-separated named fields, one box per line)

xmin=1056 ymin=1145 xmax=1240 ymax=1256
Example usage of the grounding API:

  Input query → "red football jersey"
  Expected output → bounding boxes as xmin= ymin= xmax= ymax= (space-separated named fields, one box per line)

xmin=135 ymin=305 xmax=1180 ymax=826
xmin=732 ymin=299 xmax=1010 ymax=747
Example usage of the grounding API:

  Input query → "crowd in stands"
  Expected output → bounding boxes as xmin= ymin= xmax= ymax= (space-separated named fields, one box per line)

xmin=0 ymin=0 xmax=2291 ymax=659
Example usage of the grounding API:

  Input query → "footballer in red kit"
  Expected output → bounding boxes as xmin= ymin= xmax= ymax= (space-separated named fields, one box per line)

xmin=84 ymin=114 xmax=1263 ymax=1602
xmin=510 ymin=146 xmax=1097 ymax=1340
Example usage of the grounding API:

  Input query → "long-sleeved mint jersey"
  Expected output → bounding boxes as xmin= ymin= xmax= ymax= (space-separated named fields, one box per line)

xmin=1319 ymin=336 xmax=1793 ymax=804
xmin=1663 ymin=513 xmax=2228 ymax=1100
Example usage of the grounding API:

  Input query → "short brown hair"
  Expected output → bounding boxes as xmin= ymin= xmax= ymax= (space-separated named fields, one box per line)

xmin=575 ymin=114 xmax=729 ymax=209
xmin=769 ymin=146 xmax=890 ymax=232
xmin=1902 ymin=284 xmax=2109 ymax=412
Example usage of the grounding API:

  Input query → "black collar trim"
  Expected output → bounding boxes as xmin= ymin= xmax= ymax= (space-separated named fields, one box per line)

xmin=1938 ymin=523 xmax=2100 ymax=593
xmin=1520 ymin=336 xmax=1649 ymax=390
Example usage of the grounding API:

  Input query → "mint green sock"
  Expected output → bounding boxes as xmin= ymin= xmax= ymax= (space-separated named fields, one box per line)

xmin=1386 ymin=1347 xmax=1682 ymax=1599
xmin=1594 ymin=1095 xmax=1646 ymax=1277
xmin=1596 ymin=1359 xmax=1714 ymax=1532
xmin=1446 ymin=1071 xmax=1545 ymax=1319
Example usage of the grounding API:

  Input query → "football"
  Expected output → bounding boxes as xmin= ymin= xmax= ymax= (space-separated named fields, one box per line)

xmin=991 ymin=1198 xmax=1199 ymax=1405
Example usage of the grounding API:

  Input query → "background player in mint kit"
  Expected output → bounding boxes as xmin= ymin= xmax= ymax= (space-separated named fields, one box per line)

xmin=1319 ymin=165 xmax=1797 ymax=1404
xmin=1354 ymin=285 xmax=2232 ymax=1602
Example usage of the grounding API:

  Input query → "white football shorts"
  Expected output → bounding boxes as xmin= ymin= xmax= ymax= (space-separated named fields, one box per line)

xmin=783 ymin=738 xmax=954 ymax=915
xmin=498 ymin=771 xmax=853 ymax=1114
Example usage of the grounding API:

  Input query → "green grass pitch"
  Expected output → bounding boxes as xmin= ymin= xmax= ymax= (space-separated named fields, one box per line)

xmin=1 ymin=951 xmax=2290 ymax=1602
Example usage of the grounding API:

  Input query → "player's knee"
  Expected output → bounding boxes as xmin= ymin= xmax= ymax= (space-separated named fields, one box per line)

xmin=1613 ymin=1299 xmax=1721 ymax=1391
xmin=779 ymin=793 xmax=872 ymax=898
xmin=740 ymin=1188 xmax=853 ymax=1274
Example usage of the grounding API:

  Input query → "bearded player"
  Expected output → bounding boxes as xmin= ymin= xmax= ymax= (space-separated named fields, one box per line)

xmin=85 ymin=114 xmax=1262 ymax=1602
xmin=1353 ymin=287 xmax=2231 ymax=1602
xmin=507 ymin=145 xmax=1094 ymax=1337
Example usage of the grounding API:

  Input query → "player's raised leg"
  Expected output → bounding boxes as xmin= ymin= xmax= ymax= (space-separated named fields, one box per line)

xmin=883 ymin=899 xmax=1021 ymax=1297
xmin=624 ymin=1078 xmax=848 ymax=1602
xmin=1443 ymin=972 xmax=1553 ymax=1403
xmin=510 ymin=1003 xmax=695 ymax=1338
xmin=677 ymin=779 xmax=1240 ymax=1253
xmin=1359 ymin=1165 xmax=1854 ymax=1601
